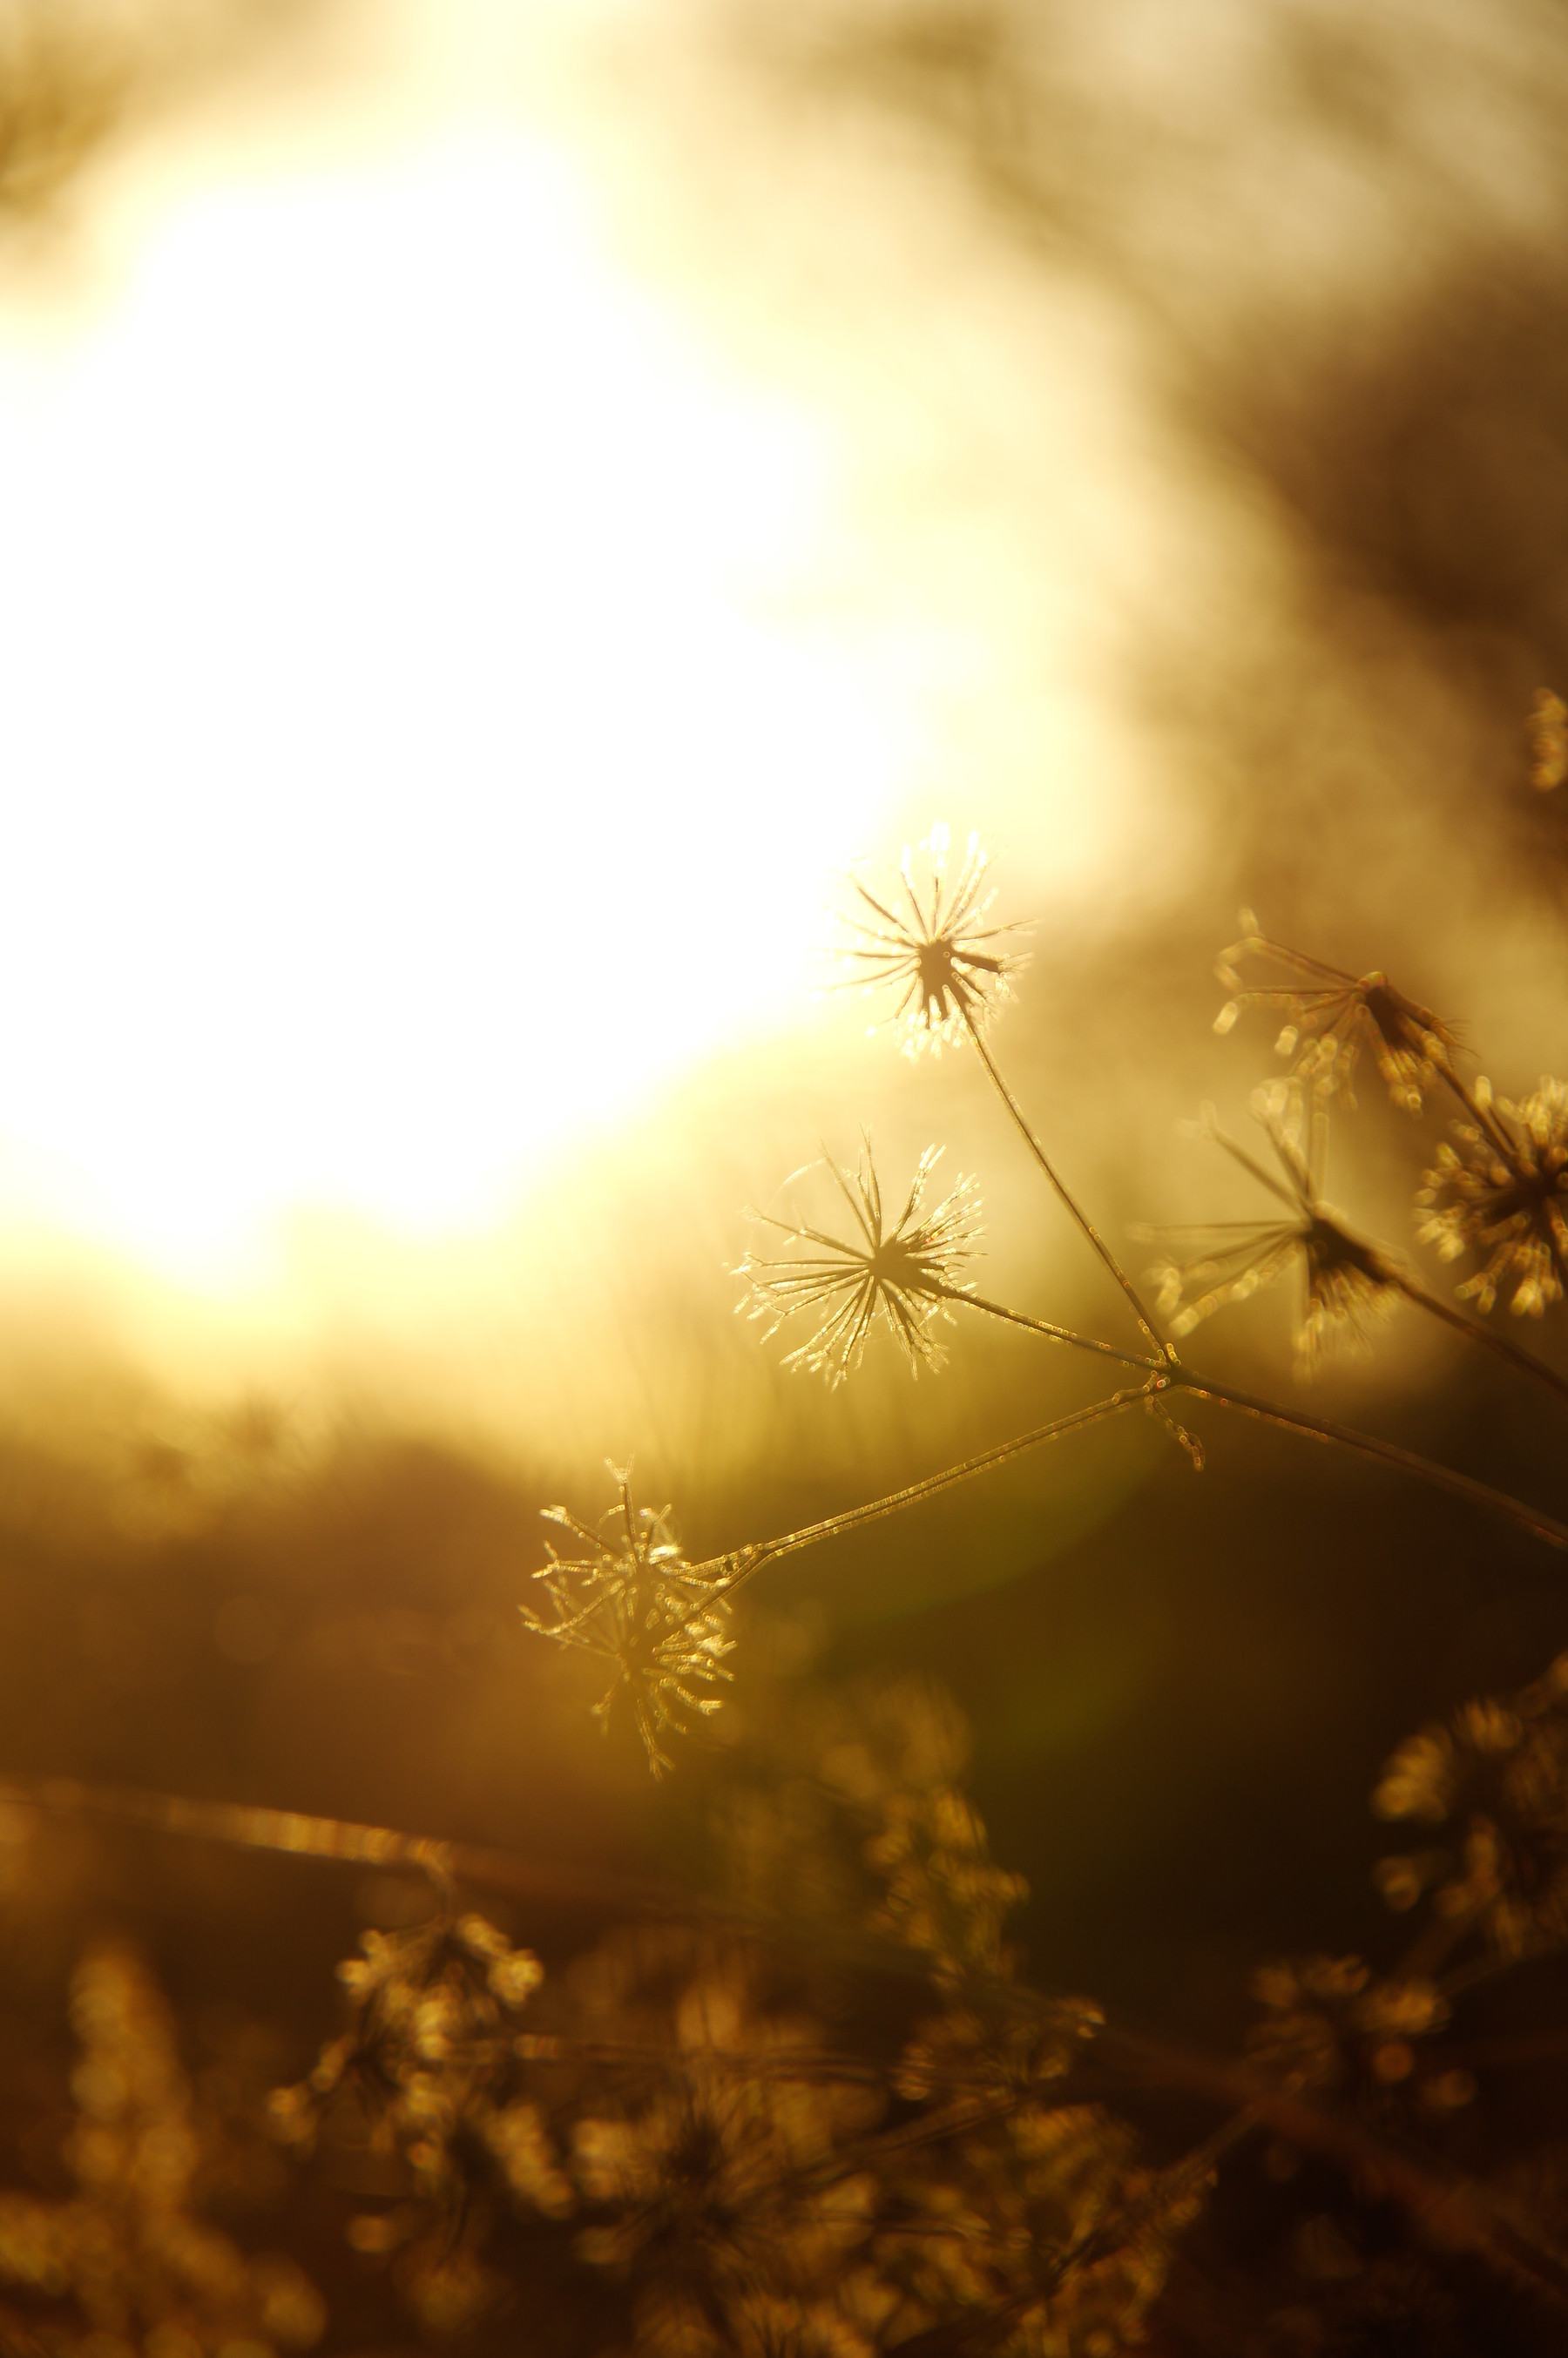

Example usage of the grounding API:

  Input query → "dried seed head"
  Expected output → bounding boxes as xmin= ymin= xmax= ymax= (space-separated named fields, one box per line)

xmin=840 ymin=825 xmax=1029 ymax=1055
xmin=520 ymin=1469 xmax=735 ymax=1775
xmin=0 ymin=1942 xmax=330 ymax=2355
xmin=1248 ymin=1952 xmax=1450 ymax=2104
xmin=738 ymin=1139 xmax=982 ymax=1386
xmin=1372 ymin=1664 xmax=1568 ymax=1962
xmin=1137 ymin=1084 xmax=1396 ymax=1363
xmin=1213 ymin=921 xmax=1456 ymax=1111
xmin=1416 ymin=1077 xmax=1568 ymax=1316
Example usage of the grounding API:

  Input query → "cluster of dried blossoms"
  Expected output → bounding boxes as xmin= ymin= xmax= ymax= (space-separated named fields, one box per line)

xmin=1212 ymin=919 xmax=1458 ymax=1113
xmin=1137 ymin=1084 xmax=1401 ymax=1362
xmin=1371 ymin=1652 xmax=1568 ymax=1965
xmin=1247 ymin=1953 xmax=1466 ymax=2121
xmin=268 ymin=1902 xmax=571 ymax=2333
xmin=545 ymin=1675 xmax=1207 ymax=2358
xmin=8 ymin=1657 xmax=1568 ymax=2352
xmin=815 ymin=1682 xmax=1207 ymax=2358
xmin=737 ymin=1139 xmax=983 ymax=1386
xmin=1417 ymin=1077 xmax=1568 ymax=1317
xmin=0 ymin=1679 xmax=1194 ymax=2357
xmin=519 ymin=1470 xmax=738 ymax=1776
xmin=1236 ymin=1648 xmax=1568 ymax=2226
xmin=838 ymin=823 xmax=1030 ymax=1055
xmin=1193 ymin=927 xmax=1568 ymax=1338
xmin=0 ymin=1942 xmax=325 ymax=2357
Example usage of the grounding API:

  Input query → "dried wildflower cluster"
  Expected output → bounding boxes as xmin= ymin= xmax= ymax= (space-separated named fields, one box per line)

xmin=1213 ymin=920 xmax=1457 ymax=1112
xmin=1247 ymin=1954 xmax=1467 ymax=2117
xmin=490 ymin=811 xmax=1567 ymax=2342
xmin=1416 ymin=1077 xmax=1568 ymax=1316
xmin=1372 ymin=1653 xmax=1568 ymax=1963
xmin=549 ymin=1676 xmax=1206 ymax=2358
xmin=186 ymin=1674 xmax=1206 ymax=2357
xmin=841 ymin=825 xmax=1028 ymax=1054
xmin=269 ymin=1902 xmax=570 ymax=2332
xmin=1241 ymin=1651 xmax=1568 ymax=2151
xmin=738 ymin=1140 xmax=982 ymax=1385
xmin=520 ymin=1470 xmax=737 ymax=1774
xmin=1206 ymin=906 xmax=1568 ymax=1346
xmin=0 ymin=1942 xmax=325 ymax=2357
xmin=1143 ymin=894 xmax=1568 ymax=1381
xmin=568 ymin=1941 xmax=886 ymax=2358
xmin=840 ymin=1682 xmax=1204 ymax=2358
xmin=1139 ymin=1084 xmax=1398 ymax=1363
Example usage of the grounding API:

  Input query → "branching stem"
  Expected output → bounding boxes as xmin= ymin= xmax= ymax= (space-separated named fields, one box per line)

xmin=962 ymin=1010 xmax=1174 ymax=1361
xmin=1384 ymin=1266 xmax=1568 ymax=1407
xmin=1168 ymin=1374 xmax=1568 ymax=1548
xmin=1095 ymin=2022 xmax=1568 ymax=2307
xmin=934 ymin=1283 xmax=1166 ymax=1375
xmin=706 ymin=1383 xmax=1157 ymax=1596
xmin=939 ymin=1290 xmax=1568 ymax=1549
xmin=0 ymin=1776 xmax=657 ymax=1910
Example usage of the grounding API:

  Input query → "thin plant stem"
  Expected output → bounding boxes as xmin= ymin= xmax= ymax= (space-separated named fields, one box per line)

xmin=1436 ymin=1062 xmax=1568 ymax=1296
xmin=932 ymin=1282 xmax=1166 ymax=1375
xmin=1437 ymin=1061 xmax=1516 ymax=1158
xmin=706 ymin=1382 xmax=1158 ymax=1596
xmin=939 ymin=1289 xmax=1568 ymax=1547
xmin=1093 ymin=2023 xmax=1568 ymax=2307
xmin=962 ymin=1011 xmax=1173 ymax=1361
xmin=707 ymin=1334 xmax=1566 ymax=1616
xmin=1169 ymin=1374 xmax=1568 ymax=1550
xmin=0 ymin=1774 xmax=679 ymax=1914
xmin=1384 ymin=1267 xmax=1568 ymax=1407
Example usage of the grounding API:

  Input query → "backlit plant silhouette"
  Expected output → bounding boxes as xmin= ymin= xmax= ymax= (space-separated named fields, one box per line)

xmin=524 ymin=824 xmax=1568 ymax=1785
xmin=2 ymin=804 xmax=1567 ymax=2355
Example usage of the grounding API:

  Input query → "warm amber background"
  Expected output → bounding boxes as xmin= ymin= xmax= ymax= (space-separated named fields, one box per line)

xmin=0 ymin=7 xmax=1565 ymax=2343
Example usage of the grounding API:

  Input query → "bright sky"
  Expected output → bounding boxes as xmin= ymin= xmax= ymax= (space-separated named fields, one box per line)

xmin=0 ymin=92 xmax=909 ymax=1277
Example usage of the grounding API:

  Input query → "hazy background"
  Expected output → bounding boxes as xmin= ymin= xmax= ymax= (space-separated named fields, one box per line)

xmin=0 ymin=0 xmax=1565 ymax=2210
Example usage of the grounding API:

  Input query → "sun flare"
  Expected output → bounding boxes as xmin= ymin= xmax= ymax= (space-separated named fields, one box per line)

xmin=0 ymin=125 xmax=905 ymax=1277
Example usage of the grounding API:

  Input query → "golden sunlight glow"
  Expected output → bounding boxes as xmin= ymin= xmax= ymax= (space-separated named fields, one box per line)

xmin=0 ymin=125 xmax=909 ymax=1274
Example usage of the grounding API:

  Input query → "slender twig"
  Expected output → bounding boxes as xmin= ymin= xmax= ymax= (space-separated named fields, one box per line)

xmin=1383 ymin=1266 xmax=1568 ymax=1407
xmin=717 ymin=1324 xmax=1565 ymax=1598
xmin=1435 ymin=1062 xmax=1568 ymax=1296
xmin=931 ymin=1282 xmax=1166 ymax=1375
xmin=0 ymin=1775 xmax=693 ymax=1917
xmin=1095 ymin=2022 xmax=1568 ymax=2308
xmin=936 ymin=1289 xmax=1568 ymax=1547
xmin=962 ymin=1010 xmax=1174 ymax=1361
xmin=1168 ymin=1375 xmax=1568 ymax=1549
xmin=706 ymin=1382 xmax=1158 ymax=1597
xmin=1436 ymin=1061 xmax=1517 ymax=1159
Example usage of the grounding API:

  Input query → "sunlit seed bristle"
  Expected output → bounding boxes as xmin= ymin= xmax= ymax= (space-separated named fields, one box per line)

xmin=1211 ymin=925 xmax=1456 ymax=1112
xmin=738 ymin=1137 xmax=983 ymax=1387
xmin=1143 ymin=1084 xmax=1396 ymax=1364
xmin=837 ymin=826 xmax=1030 ymax=1056
xmin=1416 ymin=1077 xmax=1568 ymax=1317
xmin=518 ymin=1472 xmax=736 ymax=1774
